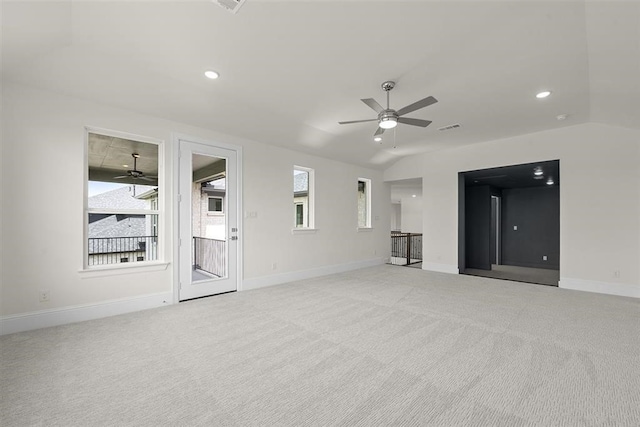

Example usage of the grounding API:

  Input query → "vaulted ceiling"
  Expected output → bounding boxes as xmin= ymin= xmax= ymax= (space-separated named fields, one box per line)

xmin=2 ymin=1 xmax=639 ymax=169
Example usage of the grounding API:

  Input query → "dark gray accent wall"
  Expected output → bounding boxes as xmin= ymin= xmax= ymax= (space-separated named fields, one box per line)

xmin=501 ymin=186 xmax=560 ymax=269
xmin=465 ymin=185 xmax=491 ymax=270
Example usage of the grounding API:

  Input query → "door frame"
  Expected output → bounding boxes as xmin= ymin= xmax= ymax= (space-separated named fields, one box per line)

xmin=172 ymin=133 xmax=243 ymax=303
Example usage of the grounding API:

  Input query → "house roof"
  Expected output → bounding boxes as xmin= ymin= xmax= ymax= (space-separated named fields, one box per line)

xmin=88 ymin=185 xmax=155 ymax=210
xmin=293 ymin=172 xmax=308 ymax=193
xmin=2 ymin=1 xmax=638 ymax=169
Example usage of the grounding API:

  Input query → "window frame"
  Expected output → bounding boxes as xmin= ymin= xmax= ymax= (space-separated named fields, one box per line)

xmin=293 ymin=165 xmax=315 ymax=231
xmin=207 ymin=196 xmax=224 ymax=214
xmin=357 ymin=177 xmax=372 ymax=229
xmin=83 ymin=127 xmax=165 ymax=271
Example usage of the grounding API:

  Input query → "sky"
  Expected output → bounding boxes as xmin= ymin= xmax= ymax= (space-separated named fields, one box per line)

xmin=88 ymin=181 xmax=128 ymax=197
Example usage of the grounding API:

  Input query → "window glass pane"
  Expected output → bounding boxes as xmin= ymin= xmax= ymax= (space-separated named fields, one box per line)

xmin=87 ymin=133 xmax=158 ymax=209
xmin=358 ymin=178 xmax=371 ymax=228
xmin=208 ymin=197 xmax=223 ymax=212
xmin=294 ymin=168 xmax=310 ymax=228
xmin=295 ymin=204 xmax=304 ymax=226
xmin=87 ymin=214 xmax=158 ymax=266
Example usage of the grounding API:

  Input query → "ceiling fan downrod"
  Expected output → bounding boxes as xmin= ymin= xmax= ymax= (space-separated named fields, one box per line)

xmin=382 ymin=81 xmax=395 ymax=110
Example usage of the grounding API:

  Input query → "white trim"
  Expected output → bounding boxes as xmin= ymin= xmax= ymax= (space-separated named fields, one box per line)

xmin=291 ymin=228 xmax=318 ymax=234
xmin=78 ymin=262 xmax=169 ymax=278
xmin=172 ymin=133 xmax=243 ymax=299
xmin=0 ymin=292 xmax=173 ymax=336
xmin=242 ymin=257 xmax=386 ymax=291
xmin=357 ymin=227 xmax=374 ymax=232
xmin=83 ymin=127 xmax=166 ymax=270
xmin=357 ymin=177 xmax=372 ymax=228
xmin=422 ymin=262 xmax=460 ymax=275
xmin=559 ymin=277 xmax=640 ymax=298
xmin=294 ymin=165 xmax=315 ymax=229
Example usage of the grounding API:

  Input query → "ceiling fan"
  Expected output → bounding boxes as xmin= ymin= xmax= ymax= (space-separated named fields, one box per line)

xmin=339 ymin=81 xmax=438 ymax=138
xmin=114 ymin=153 xmax=156 ymax=182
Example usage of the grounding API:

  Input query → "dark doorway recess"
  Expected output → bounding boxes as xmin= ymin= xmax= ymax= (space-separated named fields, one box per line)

xmin=458 ymin=160 xmax=560 ymax=286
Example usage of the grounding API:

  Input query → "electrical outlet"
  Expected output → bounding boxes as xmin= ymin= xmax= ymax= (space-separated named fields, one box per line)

xmin=39 ymin=290 xmax=50 ymax=302
xmin=614 ymin=270 xmax=620 ymax=278
xmin=513 ymin=225 xmax=518 ymax=231
xmin=271 ymin=262 xmax=277 ymax=270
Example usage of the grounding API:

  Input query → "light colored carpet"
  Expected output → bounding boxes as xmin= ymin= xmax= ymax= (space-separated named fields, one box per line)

xmin=1 ymin=265 xmax=639 ymax=426
xmin=465 ymin=264 xmax=560 ymax=286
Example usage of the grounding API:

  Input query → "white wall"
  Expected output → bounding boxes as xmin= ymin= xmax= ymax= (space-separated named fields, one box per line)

xmin=385 ymin=123 xmax=640 ymax=297
xmin=400 ymin=197 xmax=423 ymax=234
xmin=391 ymin=203 xmax=401 ymax=231
xmin=1 ymin=83 xmax=390 ymax=324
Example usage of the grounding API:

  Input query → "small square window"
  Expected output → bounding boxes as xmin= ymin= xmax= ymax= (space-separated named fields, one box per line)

xmin=208 ymin=197 xmax=223 ymax=213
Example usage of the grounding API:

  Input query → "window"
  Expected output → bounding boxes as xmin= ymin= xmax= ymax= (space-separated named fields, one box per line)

xmin=293 ymin=166 xmax=314 ymax=229
xmin=295 ymin=203 xmax=304 ymax=227
xmin=358 ymin=178 xmax=371 ymax=228
xmin=85 ymin=130 xmax=161 ymax=268
xmin=208 ymin=197 xmax=223 ymax=213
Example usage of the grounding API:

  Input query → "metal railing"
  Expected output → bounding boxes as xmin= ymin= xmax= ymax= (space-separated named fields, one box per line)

xmin=390 ymin=232 xmax=422 ymax=266
xmin=88 ymin=236 xmax=157 ymax=265
xmin=193 ymin=237 xmax=226 ymax=278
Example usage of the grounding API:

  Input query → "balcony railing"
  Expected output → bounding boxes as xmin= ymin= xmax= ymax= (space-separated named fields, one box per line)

xmin=390 ymin=232 xmax=422 ymax=266
xmin=193 ymin=237 xmax=226 ymax=278
xmin=88 ymin=236 xmax=157 ymax=266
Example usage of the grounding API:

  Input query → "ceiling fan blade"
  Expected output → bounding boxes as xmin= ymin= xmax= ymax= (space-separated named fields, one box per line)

xmin=398 ymin=117 xmax=432 ymax=127
xmin=374 ymin=127 xmax=385 ymax=137
xmin=361 ymin=98 xmax=384 ymax=114
xmin=139 ymin=176 xmax=155 ymax=182
xmin=338 ymin=118 xmax=378 ymax=125
xmin=113 ymin=176 xmax=128 ymax=179
xmin=396 ymin=96 xmax=438 ymax=117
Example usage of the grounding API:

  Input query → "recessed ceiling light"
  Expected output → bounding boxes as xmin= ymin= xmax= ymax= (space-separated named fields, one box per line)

xmin=373 ymin=136 xmax=382 ymax=142
xmin=122 ymin=164 xmax=129 ymax=168
xmin=556 ymin=114 xmax=568 ymax=121
xmin=204 ymin=70 xmax=220 ymax=79
xmin=536 ymin=91 xmax=551 ymax=99
xmin=534 ymin=167 xmax=543 ymax=176
xmin=412 ymin=194 xmax=417 ymax=198
xmin=546 ymin=178 xmax=554 ymax=185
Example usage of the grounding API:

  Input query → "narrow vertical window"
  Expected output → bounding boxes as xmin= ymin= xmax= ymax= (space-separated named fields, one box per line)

xmin=358 ymin=178 xmax=372 ymax=228
xmin=293 ymin=166 xmax=314 ymax=229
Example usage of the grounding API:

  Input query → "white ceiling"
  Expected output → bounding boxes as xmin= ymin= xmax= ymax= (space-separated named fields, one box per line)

xmin=2 ymin=1 xmax=639 ymax=170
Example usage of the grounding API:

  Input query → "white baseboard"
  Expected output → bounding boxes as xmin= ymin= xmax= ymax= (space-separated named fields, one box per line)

xmin=422 ymin=262 xmax=460 ymax=275
xmin=559 ymin=277 xmax=639 ymax=298
xmin=242 ymin=257 xmax=387 ymax=291
xmin=0 ymin=292 xmax=173 ymax=336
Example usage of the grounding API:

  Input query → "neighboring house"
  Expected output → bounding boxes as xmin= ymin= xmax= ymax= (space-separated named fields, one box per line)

xmin=87 ymin=185 xmax=158 ymax=265
xmin=191 ymin=177 xmax=226 ymax=277
xmin=192 ymin=177 xmax=226 ymax=240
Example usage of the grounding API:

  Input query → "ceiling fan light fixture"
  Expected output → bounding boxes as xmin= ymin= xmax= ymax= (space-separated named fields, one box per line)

xmin=373 ymin=136 xmax=382 ymax=142
xmin=379 ymin=116 xmax=397 ymax=129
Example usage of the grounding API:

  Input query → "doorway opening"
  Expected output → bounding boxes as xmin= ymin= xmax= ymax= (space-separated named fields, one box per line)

xmin=458 ymin=160 xmax=560 ymax=286
xmin=388 ymin=178 xmax=423 ymax=268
